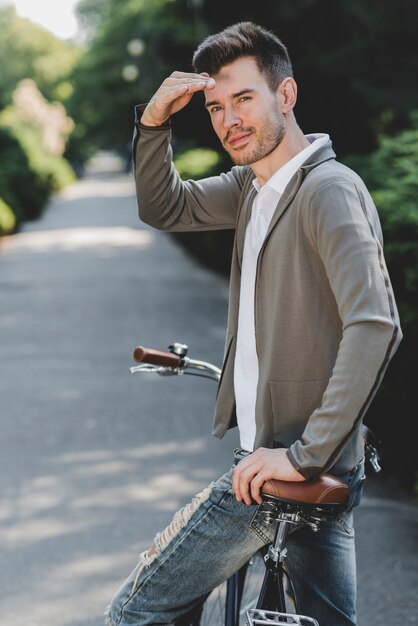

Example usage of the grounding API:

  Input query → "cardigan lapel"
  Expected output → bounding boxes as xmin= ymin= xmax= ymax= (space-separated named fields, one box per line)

xmin=236 ymin=184 xmax=257 ymax=269
xmin=263 ymin=169 xmax=306 ymax=245
xmin=262 ymin=144 xmax=337 ymax=247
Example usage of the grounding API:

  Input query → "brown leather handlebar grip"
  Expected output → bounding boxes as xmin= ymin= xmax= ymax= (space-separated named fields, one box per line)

xmin=133 ymin=346 xmax=182 ymax=367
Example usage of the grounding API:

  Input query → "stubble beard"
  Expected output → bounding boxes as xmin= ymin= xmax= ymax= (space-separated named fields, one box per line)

xmin=224 ymin=111 xmax=286 ymax=166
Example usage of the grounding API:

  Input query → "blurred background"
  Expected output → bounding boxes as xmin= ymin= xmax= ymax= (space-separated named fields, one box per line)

xmin=0 ymin=0 xmax=417 ymax=494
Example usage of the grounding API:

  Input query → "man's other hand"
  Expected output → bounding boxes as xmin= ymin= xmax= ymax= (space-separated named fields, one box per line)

xmin=232 ymin=447 xmax=305 ymax=505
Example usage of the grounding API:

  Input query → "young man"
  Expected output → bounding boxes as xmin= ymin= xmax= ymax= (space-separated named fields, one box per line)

xmin=107 ymin=22 xmax=401 ymax=626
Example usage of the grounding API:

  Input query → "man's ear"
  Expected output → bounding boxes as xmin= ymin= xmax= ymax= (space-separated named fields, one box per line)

xmin=277 ymin=77 xmax=297 ymax=113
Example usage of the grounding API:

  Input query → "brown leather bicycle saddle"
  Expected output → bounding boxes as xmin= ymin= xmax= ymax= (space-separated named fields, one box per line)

xmin=261 ymin=474 xmax=349 ymax=506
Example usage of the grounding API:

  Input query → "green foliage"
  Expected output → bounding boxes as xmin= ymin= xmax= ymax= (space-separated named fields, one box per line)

xmin=13 ymin=123 xmax=75 ymax=195
xmin=0 ymin=75 xmax=76 ymax=228
xmin=174 ymin=147 xmax=222 ymax=179
xmin=172 ymin=147 xmax=234 ymax=276
xmin=0 ymin=197 xmax=16 ymax=235
xmin=76 ymin=0 xmax=113 ymax=40
xmin=68 ymin=0 xmax=208 ymax=156
xmin=0 ymin=124 xmax=46 ymax=223
xmin=344 ymin=115 xmax=418 ymax=490
xmin=0 ymin=8 xmax=83 ymax=195
xmin=345 ymin=113 xmax=418 ymax=336
xmin=198 ymin=0 xmax=418 ymax=153
xmin=69 ymin=0 xmax=418 ymax=159
xmin=0 ymin=121 xmax=75 ymax=226
xmin=0 ymin=8 xmax=82 ymax=109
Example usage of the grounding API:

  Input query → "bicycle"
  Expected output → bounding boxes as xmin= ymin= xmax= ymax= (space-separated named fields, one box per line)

xmin=130 ymin=342 xmax=382 ymax=626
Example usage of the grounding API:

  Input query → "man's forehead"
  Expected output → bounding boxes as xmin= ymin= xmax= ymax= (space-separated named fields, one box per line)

xmin=204 ymin=57 xmax=264 ymax=104
xmin=210 ymin=56 xmax=260 ymax=82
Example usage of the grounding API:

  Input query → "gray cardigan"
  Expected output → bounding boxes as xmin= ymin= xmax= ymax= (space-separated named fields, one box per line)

xmin=134 ymin=111 xmax=402 ymax=479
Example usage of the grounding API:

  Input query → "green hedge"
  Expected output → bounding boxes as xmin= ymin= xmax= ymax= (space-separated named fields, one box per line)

xmin=0 ymin=125 xmax=45 ymax=227
xmin=343 ymin=113 xmax=418 ymax=492
xmin=0 ymin=196 xmax=16 ymax=234
xmin=172 ymin=147 xmax=234 ymax=276
xmin=14 ymin=123 xmax=75 ymax=204
xmin=0 ymin=122 xmax=75 ymax=233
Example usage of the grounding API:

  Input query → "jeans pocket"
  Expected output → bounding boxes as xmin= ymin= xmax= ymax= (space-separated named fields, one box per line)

xmin=249 ymin=506 xmax=277 ymax=545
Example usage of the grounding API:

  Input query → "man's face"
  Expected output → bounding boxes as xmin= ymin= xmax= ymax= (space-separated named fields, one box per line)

xmin=204 ymin=56 xmax=285 ymax=166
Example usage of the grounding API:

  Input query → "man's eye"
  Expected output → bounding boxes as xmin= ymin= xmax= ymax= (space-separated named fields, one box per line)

xmin=238 ymin=96 xmax=250 ymax=103
xmin=210 ymin=106 xmax=222 ymax=114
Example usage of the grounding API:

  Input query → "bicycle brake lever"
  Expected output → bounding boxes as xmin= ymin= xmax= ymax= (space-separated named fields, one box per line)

xmin=130 ymin=365 xmax=181 ymax=376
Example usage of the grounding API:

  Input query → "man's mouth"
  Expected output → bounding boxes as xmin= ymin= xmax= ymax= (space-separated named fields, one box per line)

xmin=225 ymin=130 xmax=253 ymax=149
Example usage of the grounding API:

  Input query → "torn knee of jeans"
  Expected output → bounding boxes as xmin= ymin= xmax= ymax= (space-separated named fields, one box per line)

xmin=104 ymin=604 xmax=113 ymax=626
xmin=131 ymin=483 xmax=214 ymax=594
xmin=161 ymin=483 xmax=213 ymax=548
xmin=131 ymin=547 xmax=158 ymax=593
xmin=148 ymin=543 xmax=157 ymax=558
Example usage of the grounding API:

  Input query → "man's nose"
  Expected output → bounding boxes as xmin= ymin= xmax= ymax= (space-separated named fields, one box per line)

xmin=222 ymin=106 xmax=241 ymax=129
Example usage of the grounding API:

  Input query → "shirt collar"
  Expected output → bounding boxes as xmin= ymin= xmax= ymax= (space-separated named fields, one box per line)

xmin=252 ymin=133 xmax=330 ymax=195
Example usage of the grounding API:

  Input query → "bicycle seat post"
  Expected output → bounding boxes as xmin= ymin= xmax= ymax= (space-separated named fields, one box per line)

xmin=267 ymin=517 xmax=291 ymax=566
xmin=255 ymin=516 xmax=294 ymax=614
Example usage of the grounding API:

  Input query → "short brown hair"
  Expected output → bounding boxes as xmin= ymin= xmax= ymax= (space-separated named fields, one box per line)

xmin=192 ymin=22 xmax=293 ymax=91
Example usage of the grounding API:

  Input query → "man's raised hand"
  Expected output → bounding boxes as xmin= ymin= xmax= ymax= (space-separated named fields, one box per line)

xmin=140 ymin=71 xmax=216 ymax=127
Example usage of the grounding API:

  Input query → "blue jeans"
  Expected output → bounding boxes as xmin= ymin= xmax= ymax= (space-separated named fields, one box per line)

xmin=106 ymin=450 xmax=365 ymax=626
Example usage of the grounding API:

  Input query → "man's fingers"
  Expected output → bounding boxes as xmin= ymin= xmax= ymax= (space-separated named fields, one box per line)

xmin=249 ymin=472 xmax=267 ymax=505
xmin=233 ymin=459 xmax=263 ymax=505
xmin=232 ymin=457 xmax=253 ymax=501
xmin=160 ymin=84 xmax=191 ymax=100
xmin=232 ymin=461 xmax=248 ymax=503
xmin=164 ymin=72 xmax=214 ymax=86
xmin=169 ymin=70 xmax=213 ymax=80
xmin=164 ymin=78 xmax=215 ymax=94
xmin=144 ymin=83 xmax=209 ymax=126
xmin=156 ymin=78 xmax=214 ymax=109
xmin=233 ymin=448 xmax=304 ymax=507
xmin=142 ymin=70 xmax=215 ymax=126
xmin=238 ymin=468 xmax=267 ymax=505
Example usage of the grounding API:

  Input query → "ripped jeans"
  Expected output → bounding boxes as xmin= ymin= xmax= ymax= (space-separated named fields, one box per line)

xmin=106 ymin=450 xmax=365 ymax=626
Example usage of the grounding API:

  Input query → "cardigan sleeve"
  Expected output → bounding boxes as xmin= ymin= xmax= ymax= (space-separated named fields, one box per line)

xmin=287 ymin=175 xmax=402 ymax=479
xmin=133 ymin=105 xmax=249 ymax=232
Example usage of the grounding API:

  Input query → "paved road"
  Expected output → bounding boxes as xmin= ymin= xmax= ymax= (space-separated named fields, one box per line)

xmin=1 ymin=153 xmax=417 ymax=626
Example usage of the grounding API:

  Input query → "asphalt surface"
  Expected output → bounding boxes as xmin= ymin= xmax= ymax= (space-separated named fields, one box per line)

xmin=1 ymin=153 xmax=417 ymax=626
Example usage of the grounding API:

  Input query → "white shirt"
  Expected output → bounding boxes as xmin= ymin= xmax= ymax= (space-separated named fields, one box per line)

xmin=234 ymin=134 xmax=330 ymax=451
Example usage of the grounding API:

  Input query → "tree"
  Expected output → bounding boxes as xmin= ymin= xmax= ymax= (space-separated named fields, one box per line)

xmin=0 ymin=80 xmax=75 ymax=225
xmin=0 ymin=7 xmax=82 ymax=108
xmin=69 ymin=0 xmax=208 ymax=156
xmin=69 ymin=0 xmax=418 ymax=159
xmin=343 ymin=114 xmax=418 ymax=490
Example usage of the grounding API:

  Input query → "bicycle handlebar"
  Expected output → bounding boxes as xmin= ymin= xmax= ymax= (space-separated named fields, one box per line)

xmin=131 ymin=342 xmax=221 ymax=382
xmin=133 ymin=346 xmax=182 ymax=368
